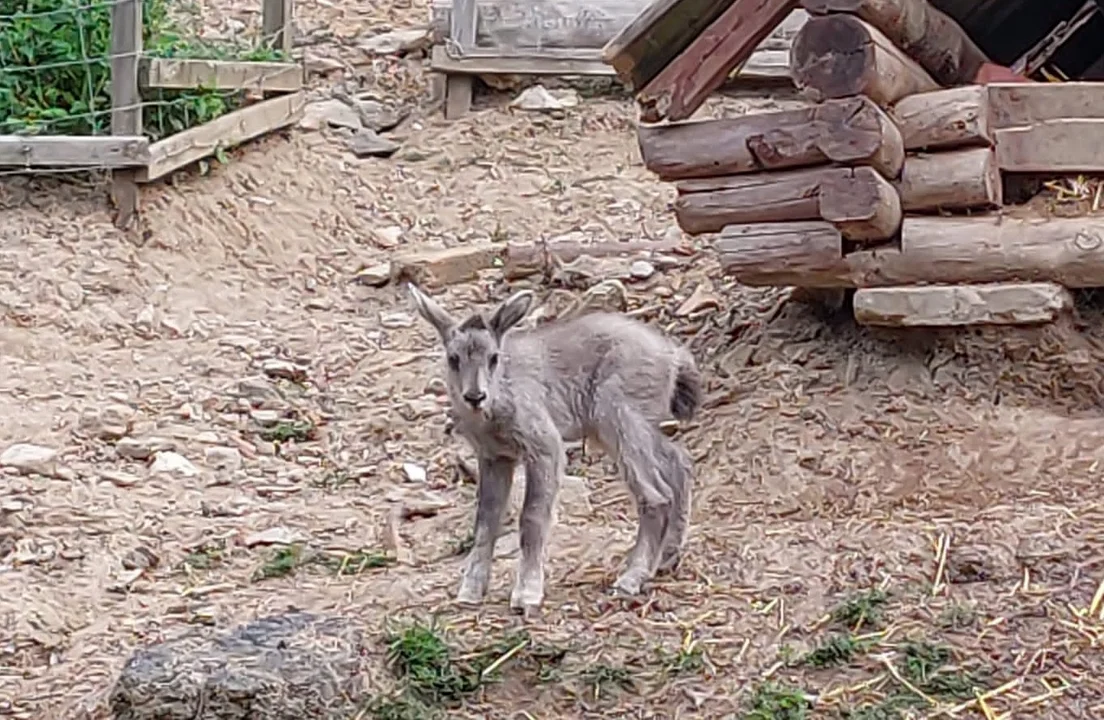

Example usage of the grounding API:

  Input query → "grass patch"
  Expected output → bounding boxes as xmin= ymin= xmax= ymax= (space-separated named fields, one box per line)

xmin=251 ymin=544 xmax=396 ymax=581
xmin=0 ymin=0 xmax=284 ymax=139
xmin=938 ymin=603 xmax=978 ymax=630
xmin=831 ymin=588 xmax=889 ymax=630
xmin=579 ymin=662 xmax=636 ymax=700
xmin=801 ymin=632 xmax=872 ymax=668
xmin=260 ymin=419 xmax=318 ymax=444
xmin=743 ymin=681 xmax=811 ymax=720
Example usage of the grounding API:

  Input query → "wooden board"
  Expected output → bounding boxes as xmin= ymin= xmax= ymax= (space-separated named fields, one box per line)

xmin=995 ymin=120 xmax=1104 ymax=173
xmin=988 ymin=82 xmax=1104 ymax=129
xmin=137 ymin=92 xmax=304 ymax=183
xmin=853 ymin=283 xmax=1072 ymax=327
xmin=637 ymin=0 xmax=798 ymax=122
xmin=0 ymin=136 xmax=149 ymax=168
xmin=430 ymin=0 xmax=805 ymax=81
xmin=140 ymin=58 xmax=303 ymax=92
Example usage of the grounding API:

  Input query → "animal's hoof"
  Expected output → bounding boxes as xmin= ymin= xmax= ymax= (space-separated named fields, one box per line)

xmin=655 ymin=549 xmax=682 ymax=575
xmin=509 ymin=587 xmax=543 ymax=617
xmin=611 ymin=574 xmax=644 ymax=597
xmin=456 ymin=583 xmax=486 ymax=606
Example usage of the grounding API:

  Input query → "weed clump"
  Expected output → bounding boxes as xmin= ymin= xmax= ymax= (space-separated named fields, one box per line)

xmin=0 ymin=0 xmax=283 ymax=139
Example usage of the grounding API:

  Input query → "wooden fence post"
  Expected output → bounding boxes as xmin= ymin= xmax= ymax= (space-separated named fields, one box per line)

xmin=263 ymin=0 xmax=294 ymax=56
xmin=445 ymin=0 xmax=477 ymax=119
xmin=110 ymin=0 xmax=142 ymax=230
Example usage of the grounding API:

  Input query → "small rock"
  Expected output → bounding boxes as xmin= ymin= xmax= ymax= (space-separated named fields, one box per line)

xmin=629 ymin=260 xmax=656 ymax=280
xmin=350 ymin=96 xmax=404 ymax=132
xmin=238 ymin=377 xmax=280 ymax=403
xmin=205 ymin=446 xmax=243 ymax=471
xmin=509 ymin=84 xmax=580 ymax=112
xmin=347 ymin=128 xmax=400 ymax=158
xmin=0 ymin=443 xmax=58 ymax=476
xmin=401 ymin=462 xmax=427 ymax=483
xmin=354 ymin=263 xmax=391 ymax=287
xmin=100 ymin=470 xmax=140 ymax=487
xmin=369 ymin=226 xmax=403 ymax=249
xmin=78 ymin=403 xmax=135 ymax=440
xmin=299 ymin=99 xmax=361 ymax=131
xmin=304 ymin=52 xmax=344 ymax=76
xmin=244 ymin=527 xmax=306 ymax=547
xmin=380 ymin=312 xmax=414 ymax=329
xmin=261 ymin=359 xmax=308 ymax=383
xmin=358 ymin=28 xmax=431 ymax=56
xmin=122 ymin=546 xmax=160 ymax=571
xmin=219 ymin=335 xmax=261 ymax=352
xmin=149 ymin=451 xmax=199 ymax=477
xmin=250 ymin=409 xmax=282 ymax=426
xmin=116 ymin=437 xmax=174 ymax=461
xmin=57 ymin=280 xmax=85 ymax=310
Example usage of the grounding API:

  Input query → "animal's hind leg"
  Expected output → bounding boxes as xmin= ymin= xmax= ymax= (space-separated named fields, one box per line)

xmin=656 ymin=441 xmax=693 ymax=574
xmin=593 ymin=402 xmax=672 ymax=596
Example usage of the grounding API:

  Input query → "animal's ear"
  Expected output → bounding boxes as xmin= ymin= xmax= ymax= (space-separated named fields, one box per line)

xmin=407 ymin=283 xmax=455 ymax=340
xmin=488 ymin=289 xmax=535 ymax=339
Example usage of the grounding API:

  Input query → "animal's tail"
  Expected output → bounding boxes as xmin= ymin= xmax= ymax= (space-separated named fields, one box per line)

xmin=669 ymin=353 xmax=702 ymax=422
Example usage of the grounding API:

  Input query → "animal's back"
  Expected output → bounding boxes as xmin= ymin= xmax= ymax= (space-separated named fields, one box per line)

xmin=506 ymin=311 xmax=700 ymax=433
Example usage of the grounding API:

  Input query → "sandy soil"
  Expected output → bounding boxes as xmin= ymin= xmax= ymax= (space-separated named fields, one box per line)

xmin=3 ymin=1 xmax=1104 ymax=718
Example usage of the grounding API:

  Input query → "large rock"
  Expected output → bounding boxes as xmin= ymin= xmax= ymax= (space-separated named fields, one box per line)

xmin=110 ymin=612 xmax=369 ymax=720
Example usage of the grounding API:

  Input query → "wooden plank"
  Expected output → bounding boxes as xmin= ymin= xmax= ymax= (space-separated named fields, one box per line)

xmin=137 ymin=92 xmax=305 ymax=183
xmin=0 ymin=136 xmax=149 ymax=167
xmin=995 ymin=120 xmax=1104 ymax=173
xmin=262 ymin=0 xmax=294 ymax=56
xmin=431 ymin=42 xmax=792 ymax=77
xmin=853 ymin=283 xmax=1072 ymax=327
xmin=140 ymin=58 xmax=303 ymax=92
xmin=110 ymin=0 xmax=142 ymax=230
xmin=988 ymin=82 xmax=1104 ymax=129
xmin=637 ymin=0 xmax=799 ymax=122
xmin=431 ymin=0 xmax=650 ymax=51
xmin=429 ymin=43 xmax=793 ymax=77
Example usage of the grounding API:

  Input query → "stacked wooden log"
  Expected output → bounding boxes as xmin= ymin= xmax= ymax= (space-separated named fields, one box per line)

xmin=634 ymin=0 xmax=1095 ymax=328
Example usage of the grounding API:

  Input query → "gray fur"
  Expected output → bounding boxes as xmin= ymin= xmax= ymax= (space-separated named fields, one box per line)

xmin=407 ymin=283 xmax=701 ymax=614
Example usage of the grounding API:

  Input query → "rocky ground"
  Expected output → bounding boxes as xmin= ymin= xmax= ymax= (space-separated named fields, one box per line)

xmin=3 ymin=1 xmax=1104 ymax=718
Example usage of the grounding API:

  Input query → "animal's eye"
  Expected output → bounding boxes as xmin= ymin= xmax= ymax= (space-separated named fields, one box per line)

xmin=488 ymin=353 xmax=499 ymax=370
xmin=447 ymin=354 xmax=460 ymax=371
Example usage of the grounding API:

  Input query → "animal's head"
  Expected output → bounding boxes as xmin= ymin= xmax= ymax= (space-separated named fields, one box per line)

xmin=407 ymin=284 xmax=535 ymax=417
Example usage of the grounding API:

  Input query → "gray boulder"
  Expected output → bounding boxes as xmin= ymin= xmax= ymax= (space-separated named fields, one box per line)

xmin=110 ymin=611 xmax=369 ymax=719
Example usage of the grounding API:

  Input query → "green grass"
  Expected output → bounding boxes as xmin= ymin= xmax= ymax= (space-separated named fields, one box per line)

xmin=743 ymin=682 xmax=811 ymax=720
xmin=801 ymin=632 xmax=872 ymax=668
xmin=831 ymin=589 xmax=889 ymax=630
xmin=251 ymin=544 xmax=396 ymax=581
xmin=0 ymin=0 xmax=285 ymax=139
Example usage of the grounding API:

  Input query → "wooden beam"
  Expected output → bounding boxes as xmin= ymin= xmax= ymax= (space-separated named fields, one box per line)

xmin=800 ymin=0 xmax=988 ymax=85
xmin=888 ymin=85 xmax=992 ymax=151
xmin=110 ymin=0 xmax=142 ymax=230
xmin=600 ymin=0 xmax=738 ymax=90
xmin=676 ymin=165 xmax=902 ymax=240
xmin=140 ymin=58 xmax=303 ymax=92
xmin=504 ymin=237 xmax=693 ymax=279
xmin=262 ymin=0 xmax=293 ymax=56
xmin=790 ymin=14 xmax=938 ymax=106
xmin=636 ymin=0 xmax=798 ymax=123
xmin=676 ymin=148 xmax=996 ymax=235
xmin=995 ymin=120 xmax=1104 ymax=173
xmin=715 ymin=215 xmax=1104 ymax=288
xmin=137 ymin=92 xmax=304 ymax=183
xmin=638 ymin=95 xmax=904 ymax=180
xmin=0 ymin=136 xmax=149 ymax=167
xmin=853 ymin=283 xmax=1072 ymax=327
xmin=988 ymin=81 xmax=1104 ymax=129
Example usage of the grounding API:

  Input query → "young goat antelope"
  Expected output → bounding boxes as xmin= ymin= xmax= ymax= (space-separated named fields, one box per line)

xmin=408 ymin=284 xmax=701 ymax=614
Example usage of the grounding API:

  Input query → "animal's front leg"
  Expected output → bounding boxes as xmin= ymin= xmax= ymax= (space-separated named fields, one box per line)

xmin=457 ymin=455 xmax=515 ymax=605
xmin=512 ymin=437 xmax=564 ymax=615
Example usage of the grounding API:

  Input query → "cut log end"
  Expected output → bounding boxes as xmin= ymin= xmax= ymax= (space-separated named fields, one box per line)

xmin=853 ymin=283 xmax=1073 ymax=327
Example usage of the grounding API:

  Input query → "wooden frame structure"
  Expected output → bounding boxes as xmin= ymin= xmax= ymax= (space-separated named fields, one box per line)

xmin=604 ymin=0 xmax=1104 ymax=329
xmin=429 ymin=0 xmax=806 ymax=119
xmin=0 ymin=0 xmax=304 ymax=229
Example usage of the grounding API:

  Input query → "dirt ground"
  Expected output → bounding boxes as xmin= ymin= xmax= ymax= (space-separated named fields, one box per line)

xmin=4 ymin=1 xmax=1104 ymax=719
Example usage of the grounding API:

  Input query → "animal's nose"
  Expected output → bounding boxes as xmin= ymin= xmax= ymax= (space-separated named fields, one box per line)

xmin=463 ymin=391 xmax=486 ymax=407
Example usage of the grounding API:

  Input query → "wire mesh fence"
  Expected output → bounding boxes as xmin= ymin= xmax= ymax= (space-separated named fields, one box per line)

xmin=0 ymin=0 xmax=298 ymax=178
